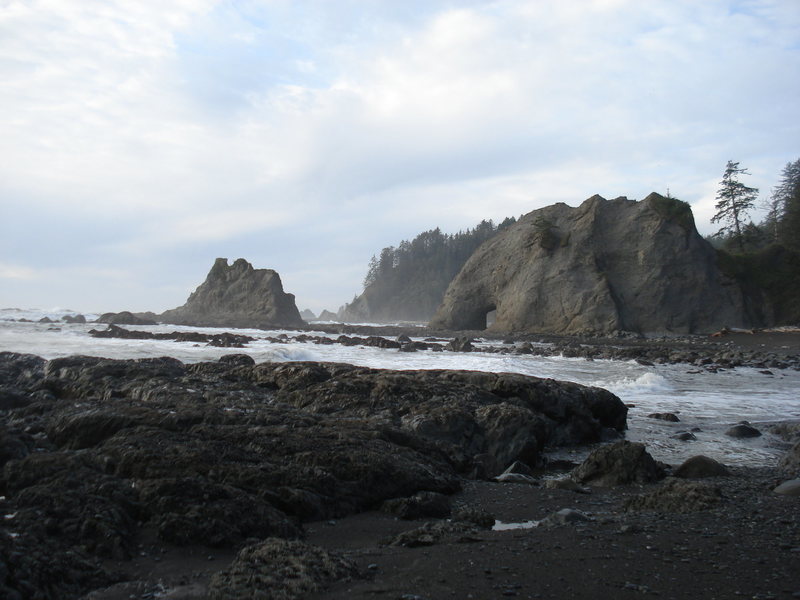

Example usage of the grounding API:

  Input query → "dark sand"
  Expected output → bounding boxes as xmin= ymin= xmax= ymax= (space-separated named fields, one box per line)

xmin=307 ymin=469 xmax=800 ymax=600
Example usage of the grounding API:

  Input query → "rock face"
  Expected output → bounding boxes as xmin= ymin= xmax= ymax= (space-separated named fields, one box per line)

xmin=160 ymin=258 xmax=305 ymax=329
xmin=430 ymin=194 xmax=755 ymax=335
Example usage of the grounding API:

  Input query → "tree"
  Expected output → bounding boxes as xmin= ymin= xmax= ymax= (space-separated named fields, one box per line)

xmin=769 ymin=159 xmax=800 ymax=250
xmin=711 ymin=160 xmax=759 ymax=253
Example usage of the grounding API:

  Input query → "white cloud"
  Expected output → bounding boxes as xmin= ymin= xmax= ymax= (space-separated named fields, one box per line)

xmin=1 ymin=0 xmax=798 ymax=311
xmin=0 ymin=262 xmax=37 ymax=280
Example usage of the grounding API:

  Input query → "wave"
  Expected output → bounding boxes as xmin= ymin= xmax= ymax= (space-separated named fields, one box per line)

xmin=260 ymin=346 xmax=322 ymax=363
xmin=601 ymin=371 xmax=673 ymax=395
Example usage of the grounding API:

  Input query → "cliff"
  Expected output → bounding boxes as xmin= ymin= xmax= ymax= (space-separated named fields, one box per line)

xmin=430 ymin=193 xmax=756 ymax=335
xmin=160 ymin=258 xmax=305 ymax=329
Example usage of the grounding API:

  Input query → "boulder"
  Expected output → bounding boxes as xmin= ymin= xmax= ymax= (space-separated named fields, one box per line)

xmin=208 ymin=538 xmax=358 ymax=600
xmin=381 ymin=490 xmax=451 ymax=519
xmin=451 ymin=506 xmax=496 ymax=529
xmin=773 ymin=479 xmax=800 ymax=496
xmin=160 ymin=258 xmax=305 ymax=329
xmin=446 ymin=336 xmax=474 ymax=352
xmin=430 ymin=194 xmax=754 ymax=335
xmin=96 ymin=311 xmax=157 ymax=325
xmin=725 ymin=423 xmax=762 ymax=438
xmin=624 ymin=478 xmax=722 ymax=512
xmin=673 ymin=455 xmax=730 ymax=478
xmin=648 ymin=412 xmax=680 ymax=422
xmin=62 ymin=314 xmax=87 ymax=324
xmin=778 ymin=440 xmax=800 ymax=474
xmin=571 ymin=441 xmax=665 ymax=486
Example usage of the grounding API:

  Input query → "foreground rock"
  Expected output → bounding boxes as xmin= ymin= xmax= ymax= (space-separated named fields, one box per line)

xmin=430 ymin=193 xmax=755 ymax=335
xmin=624 ymin=478 xmax=723 ymax=512
xmin=0 ymin=351 xmax=626 ymax=599
xmin=571 ymin=440 xmax=665 ymax=486
xmin=208 ymin=538 xmax=357 ymax=600
xmin=160 ymin=257 xmax=305 ymax=329
xmin=673 ymin=455 xmax=730 ymax=478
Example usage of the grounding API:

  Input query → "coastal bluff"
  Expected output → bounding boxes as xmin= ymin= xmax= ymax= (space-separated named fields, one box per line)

xmin=430 ymin=193 xmax=756 ymax=335
xmin=160 ymin=258 xmax=305 ymax=329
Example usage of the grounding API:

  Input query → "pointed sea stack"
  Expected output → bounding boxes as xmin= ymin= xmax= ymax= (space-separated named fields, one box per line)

xmin=160 ymin=258 xmax=305 ymax=329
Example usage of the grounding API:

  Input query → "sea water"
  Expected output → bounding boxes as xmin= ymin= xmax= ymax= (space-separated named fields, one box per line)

xmin=2 ymin=308 xmax=798 ymax=468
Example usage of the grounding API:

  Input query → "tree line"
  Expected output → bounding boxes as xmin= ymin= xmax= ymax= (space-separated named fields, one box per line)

xmin=354 ymin=216 xmax=517 ymax=321
xmin=710 ymin=158 xmax=800 ymax=253
xmin=709 ymin=158 xmax=800 ymax=324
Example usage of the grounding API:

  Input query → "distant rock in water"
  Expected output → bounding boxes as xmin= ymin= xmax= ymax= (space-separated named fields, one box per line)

xmin=317 ymin=309 xmax=339 ymax=321
xmin=430 ymin=193 xmax=756 ymax=335
xmin=96 ymin=311 xmax=157 ymax=326
xmin=160 ymin=258 xmax=305 ymax=329
xmin=300 ymin=308 xmax=317 ymax=321
xmin=62 ymin=314 xmax=87 ymax=324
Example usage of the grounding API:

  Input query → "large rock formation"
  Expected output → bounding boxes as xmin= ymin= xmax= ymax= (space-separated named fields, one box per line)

xmin=430 ymin=194 xmax=755 ymax=335
xmin=0 ymin=351 xmax=626 ymax=598
xmin=160 ymin=258 xmax=305 ymax=329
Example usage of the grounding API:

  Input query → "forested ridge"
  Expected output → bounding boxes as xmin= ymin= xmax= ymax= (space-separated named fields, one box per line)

xmin=339 ymin=217 xmax=516 ymax=322
xmin=339 ymin=157 xmax=799 ymax=326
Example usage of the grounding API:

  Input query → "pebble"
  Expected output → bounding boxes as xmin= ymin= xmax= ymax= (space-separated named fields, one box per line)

xmin=773 ymin=479 xmax=800 ymax=496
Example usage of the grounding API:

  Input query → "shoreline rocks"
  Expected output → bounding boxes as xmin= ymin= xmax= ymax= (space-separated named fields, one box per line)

xmin=0 ymin=351 xmax=626 ymax=599
xmin=85 ymin=323 xmax=800 ymax=371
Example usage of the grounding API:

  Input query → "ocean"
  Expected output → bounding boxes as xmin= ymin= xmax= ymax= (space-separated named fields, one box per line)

xmin=2 ymin=307 xmax=798 ymax=468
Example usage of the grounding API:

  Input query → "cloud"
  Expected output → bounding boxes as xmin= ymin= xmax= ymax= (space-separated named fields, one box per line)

xmin=0 ymin=262 xmax=37 ymax=280
xmin=1 ymin=0 xmax=799 ymax=312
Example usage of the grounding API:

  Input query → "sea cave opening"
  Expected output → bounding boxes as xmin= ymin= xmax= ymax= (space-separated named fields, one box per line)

xmin=485 ymin=308 xmax=497 ymax=330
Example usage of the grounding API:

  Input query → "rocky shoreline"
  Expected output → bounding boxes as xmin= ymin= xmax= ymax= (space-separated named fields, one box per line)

xmin=0 ymin=351 xmax=624 ymax=599
xmin=88 ymin=322 xmax=800 ymax=371
xmin=0 ymin=352 xmax=800 ymax=600
xmin=1 ymin=349 xmax=798 ymax=599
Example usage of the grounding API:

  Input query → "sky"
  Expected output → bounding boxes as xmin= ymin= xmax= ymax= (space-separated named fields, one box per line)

xmin=1 ymin=0 xmax=799 ymax=315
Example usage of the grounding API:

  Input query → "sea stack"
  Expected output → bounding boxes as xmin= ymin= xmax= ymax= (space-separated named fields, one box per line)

xmin=160 ymin=258 xmax=305 ymax=329
xmin=430 ymin=193 xmax=756 ymax=335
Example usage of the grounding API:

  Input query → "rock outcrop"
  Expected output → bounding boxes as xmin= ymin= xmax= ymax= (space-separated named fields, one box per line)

xmin=96 ymin=311 xmax=156 ymax=326
xmin=430 ymin=194 xmax=755 ymax=335
xmin=0 ymin=351 xmax=626 ymax=599
xmin=160 ymin=258 xmax=305 ymax=329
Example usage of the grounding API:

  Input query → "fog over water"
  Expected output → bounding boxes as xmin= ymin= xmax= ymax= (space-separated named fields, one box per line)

xmin=2 ymin=308 xmax=798 ymax=469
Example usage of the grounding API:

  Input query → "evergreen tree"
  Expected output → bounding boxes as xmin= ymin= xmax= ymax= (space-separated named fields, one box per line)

xmin=349 ymin=216 xmax=516 ymax=321
xmin=770 ymin=159 xmax=800 ymax=251
xmin=711 ymin=160 xmax=759 ymax=253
